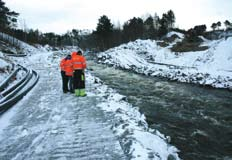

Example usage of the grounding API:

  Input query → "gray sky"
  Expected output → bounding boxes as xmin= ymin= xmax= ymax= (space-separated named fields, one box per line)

xmin=4 ymin=0 xmax=232 ymax=34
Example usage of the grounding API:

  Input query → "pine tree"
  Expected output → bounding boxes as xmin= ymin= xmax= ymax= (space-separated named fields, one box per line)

xmin=211 ymin=23 xmax=217 ymax=31
xmin=96 ymin=15 xmax=113 ymax=37
xmin=158 ymin=13 xmax=169 ymax=37
xmin=0 ymin=0 xmax=19 ymax=31
xmin=96 ymin=15 xmax=113 ymax=50
xmin=167 ymin=10 xmax=175 ymax=29
xmin=144 ymin=16 xmax=156 ymax=39
xmin=216 ymin=21 xmax=221 ymax=30
xmin=123 ymin=17 xmax=144 ymax=42
xmin=224 ymin=20 xmax=232 ymax=30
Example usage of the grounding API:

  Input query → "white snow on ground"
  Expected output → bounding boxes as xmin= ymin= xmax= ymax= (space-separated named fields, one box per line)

xmin=97 ymin=34 xmax=232 ymax=89
xmin=0 ymin=58 xmax=9 ymax=68
xmin=0 ymin=38 xmax=180 ymax=159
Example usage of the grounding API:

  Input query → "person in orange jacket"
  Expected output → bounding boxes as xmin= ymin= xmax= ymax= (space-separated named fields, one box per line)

xmin=72 ymin=50 xmax=87 ymax=96
xmin=64 ymin=54 xmax=74 ymax=93
xmin=60 ymin=57 xmax=68 ymax=93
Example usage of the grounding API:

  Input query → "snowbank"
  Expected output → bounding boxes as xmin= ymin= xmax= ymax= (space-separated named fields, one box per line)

xmin=97 ymin=36 xmax=232 ymax=89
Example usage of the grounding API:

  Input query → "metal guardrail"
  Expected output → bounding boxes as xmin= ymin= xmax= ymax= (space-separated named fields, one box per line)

xmin=5 ymin=54 xmax=27 ymax=57
xmin=0 ymin=70 xmax=32 ymax=104
xmin=1 ymin=67 xmax=29 ymax=97
xmin=0 ymin=66 xmax=39 ymax=114
xmin=0 ymin=68 xmax=20 ymax=92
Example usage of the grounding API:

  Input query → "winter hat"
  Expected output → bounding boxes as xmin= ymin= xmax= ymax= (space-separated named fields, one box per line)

xmin=77 ymin=50 xmax=82 ymax=55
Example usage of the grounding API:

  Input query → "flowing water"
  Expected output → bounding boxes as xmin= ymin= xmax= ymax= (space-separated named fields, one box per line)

xmin=88 ymin=60 xmax=232 ymax=160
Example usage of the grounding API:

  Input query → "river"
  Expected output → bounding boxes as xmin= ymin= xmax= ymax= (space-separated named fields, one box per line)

xmin=88 ymin=60 xmax=232 ymax=160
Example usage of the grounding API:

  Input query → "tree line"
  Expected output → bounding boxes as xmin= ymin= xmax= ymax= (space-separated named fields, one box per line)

xmin=211 ymin=20 xmax=232 ymax=31
xmin=0 ymin=0 xmax=176 ymax=50
xmin=91 ymin=10 xmax=175 ymax=51
xmin=1 ymin=0 xmax=232 ymax=51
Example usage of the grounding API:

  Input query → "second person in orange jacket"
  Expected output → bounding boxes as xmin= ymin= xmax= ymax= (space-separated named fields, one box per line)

xmin=64 ymin=54 xmax=74 ymax=93
xmin=60 ymin=57 xmax=68 ymax=93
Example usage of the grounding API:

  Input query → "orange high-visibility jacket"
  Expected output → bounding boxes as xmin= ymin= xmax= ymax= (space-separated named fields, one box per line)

xmin=64 ymin=59 xmax=73 ymax=76
xmin=71 ymin=52 xmax=77 ymax=57
xmin=60 ymin=58 xmax=66 ymax=71
xmin=72 ymin=54 xmax=86 ymax=70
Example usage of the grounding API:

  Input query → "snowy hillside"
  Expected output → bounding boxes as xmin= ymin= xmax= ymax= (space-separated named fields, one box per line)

xmin=97 ymin=32 xmax=232 ymax=89
xmin=0 ymin=32 xmax=39 ymax=56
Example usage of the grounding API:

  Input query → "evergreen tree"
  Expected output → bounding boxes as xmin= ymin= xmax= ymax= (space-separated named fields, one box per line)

xmin=0 ymin=0 xmax=19 ymax=30
xmin=96 ymin=15 xmax=113 ymax=50
xmin=71 ymin=29 xmax=80 ymax=46
xmin=96 ymin=15 xmax=113 ymax=38
xmin=144 ymin=16 xmax=156 ymax=39
xmin=211 ymin=23 xmax=217 ymax=31
xmin=0 ymin=0 xmax=8 ymax=29
xmin=158 ymin=13 xmax=169 ymax=37
xmin=27 ymin=29 xmax=40 ymax=44
xmin=123 ymin=17 xmax=144 ymax=42
xmin=224 ymin=20 xmax=232 ymax=30
xmin=167 ymin=10 xmax=175 ymax=28
xmin=193 ymin=24 xmax=206 ymax=35
xmin=216 ymin=21 xmax=221 ymax=30
xmin=144 ymin=16 xmax=154 ymax=30
xmin=187 ymin=24 xmax=206 ymax=42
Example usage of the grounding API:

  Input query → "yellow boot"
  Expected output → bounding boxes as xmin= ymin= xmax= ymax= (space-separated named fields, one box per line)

xmin=75 ymin=89 xmax=80 ymax=96
xmin=80 ymin=89 xmax=86 ymax=97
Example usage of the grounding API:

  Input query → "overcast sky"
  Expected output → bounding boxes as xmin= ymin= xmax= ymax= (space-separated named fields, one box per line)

xmin=4 ymin=0 xmax=232 ymax=34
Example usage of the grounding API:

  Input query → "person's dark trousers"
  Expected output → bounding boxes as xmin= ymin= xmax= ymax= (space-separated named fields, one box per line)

xmin=73 ymin=70 xmax=82 ymax=90
xmin=67 ymin=76 xmax=74 ymax=93
xmin=61 ymin=71 xmax=68 ymax=93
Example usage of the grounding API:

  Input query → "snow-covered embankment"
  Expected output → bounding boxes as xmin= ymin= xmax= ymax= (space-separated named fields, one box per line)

xmin=97 ymin=34 xmax=232 ymax=89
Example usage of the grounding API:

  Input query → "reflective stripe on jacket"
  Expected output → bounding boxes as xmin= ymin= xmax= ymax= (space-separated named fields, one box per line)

xmin=72 ymin=54 xmax=86 ymax=70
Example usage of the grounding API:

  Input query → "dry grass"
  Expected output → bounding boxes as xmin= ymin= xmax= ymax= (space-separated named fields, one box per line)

xmin=171 ymin=42 xmax=208 ymax=52
xmin=171 ymin=37 xmax=208 ymax=52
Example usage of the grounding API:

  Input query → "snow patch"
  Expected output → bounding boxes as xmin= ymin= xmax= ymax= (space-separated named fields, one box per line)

xmin=166 ymin=31 xmax=185 ymax=39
